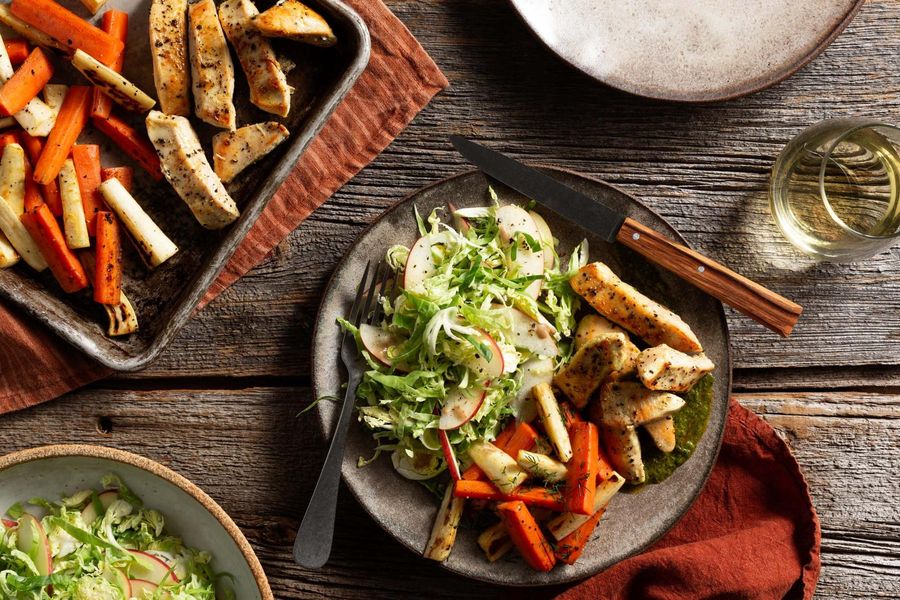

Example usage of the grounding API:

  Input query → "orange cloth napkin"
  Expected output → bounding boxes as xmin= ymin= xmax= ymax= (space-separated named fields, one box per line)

xmin=0 ymin=0 xmax=448 ymax=413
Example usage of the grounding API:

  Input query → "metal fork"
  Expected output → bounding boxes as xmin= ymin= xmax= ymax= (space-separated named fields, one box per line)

xmin=293 ymin=261 xmax=396 ymax=568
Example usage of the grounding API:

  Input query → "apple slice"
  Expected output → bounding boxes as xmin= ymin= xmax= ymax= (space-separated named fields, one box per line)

xmin=16 ymin=514 xmax=52 ymax=576
xmin=496 ymin=205 xmax=544 ymax=298
xmin=391 ymin=449 xmax=443 ymax=481
xmin=129 ymin=579 xmax=171 ymax=599
xmin=529 ymin=210 xmax=555 ymax=269
xmin=403 ymin=235 xmax=437 ymax=293
xmin=127 ymin=550 xmax=178 ymax=586
xmin=359 ymin=324 xmax=408 ymax=370
xmin=509 ymin=308 xmax=558 ymax=358
xmin=513 ymin=357 xmax=555 ymax=421
xmin=438 ymin=430 xmax=462 ymax=480
xmin=103 ymin=566 xmax=131 ymax=597
xmin=80 ymin=489 xmax=119 ymax=524
xmin=1 ymin=518 xmax=16 ymax=528
xmin=463 ymin=329 xmax=504 ymax=379
xmin=439 ymin=386 xmax=487 ymax=430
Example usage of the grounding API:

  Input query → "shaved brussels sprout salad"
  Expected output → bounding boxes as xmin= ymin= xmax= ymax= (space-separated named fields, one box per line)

xmin=0 ymin=475 xmax=231 ymax=600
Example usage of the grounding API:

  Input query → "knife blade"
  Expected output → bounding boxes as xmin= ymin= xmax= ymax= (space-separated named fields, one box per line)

xmin=450 ymin=136 xmax=803 ymax=336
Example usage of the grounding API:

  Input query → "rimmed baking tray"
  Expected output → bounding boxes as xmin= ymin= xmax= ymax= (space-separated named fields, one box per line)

xmin=0 ymin=0 xmax=370 ymax=371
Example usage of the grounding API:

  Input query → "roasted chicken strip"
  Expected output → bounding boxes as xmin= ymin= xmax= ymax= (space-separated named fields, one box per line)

xmin=188 ymin=0 xmax=236 ymax=129
xmin=149 ymin=0 xmax=191 ymax=116
xmin=212 ymin=122 xmax=289 ymax=183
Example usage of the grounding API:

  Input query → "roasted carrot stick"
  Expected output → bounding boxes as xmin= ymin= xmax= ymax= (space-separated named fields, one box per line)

xmin=560 ymin=402 xmax=584 ymax=427
xmin=20 ymin=203 xmax=88 ymax=293
xmin=596 ymin=445 xmax=614 ymax=484
xmin=554 ymin=507 xmax=605 ymax=565
xmin=71 ymin=144 xmax=104 ymax=236
xmin=0 ymin=130 xmax=21 ymax=152
xmin=91 ymin=10 xmax=128 ymax=120
xmin=23 ymin=156 xmax=45 ymax=212
xmin=93 ymin=211 xmax=121 ymax=304
xmin=462 ymin=422 xmax=539 ymax=481
xmin=564 ymin=421 xmax=599 ymax=515
xmin=20 ymin=132 xmax=61 ymax=215
xmin=91 ymin=114 xmax=162 ymax=180
xmin=496 ymin=501 xmax=556 ymax=572
xmin=453 ymin=480 xmax=565 ymax=512
xmin=0 ymin=47 xmax=53 ymax=117
xmin=100 ymin=166 xmax=133 ymax=192
xmin=10 ymin=0 xmax=124 ymax=67
xmin=33 ymin=85 xmax=91 ymax=185
xmin=4 ymin=40 xmax=29 ymax=66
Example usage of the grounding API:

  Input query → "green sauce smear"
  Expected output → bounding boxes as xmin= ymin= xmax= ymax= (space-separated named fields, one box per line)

xmin=641 ymin=374 xmax=714 ymax=484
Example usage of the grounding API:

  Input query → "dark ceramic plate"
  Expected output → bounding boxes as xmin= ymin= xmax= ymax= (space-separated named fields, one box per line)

xmin=0 ymin=0 xmax=370 ymax=370
xmin=508 ymin=0 xmax=864 ymax=102
xmin=313 ymin=168 xmax=733 ymax=585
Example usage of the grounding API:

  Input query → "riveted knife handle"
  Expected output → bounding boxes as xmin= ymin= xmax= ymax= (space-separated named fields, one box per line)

xmin=616 ymin=218 xmax=802 ymax=336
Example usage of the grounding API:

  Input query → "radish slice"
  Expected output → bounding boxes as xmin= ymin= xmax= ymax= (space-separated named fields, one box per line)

xmin=496 ymin=205 xmax=544 ymax=298
xmin=127 ymin=549 xmax=178 ymax=585
xmin=16 ymin=514 xmax=52 ymax=576
xmin=439 ymin=386 xmax=487 ymax=430
xmin=439 ymin=430 xmax=462 ymax=480
xmin=509 ymin=308 xmax=558 ymax=358
xmin=529 ymin=210 xmax=555 ymax=269
xmin=403 ymin=235 xmax=437 ymax=293
xmin=80 ymin=489 xmax=119 ymax=524
xmin=359 ymin=324 xmax=407 ymax=370
xmin=463 ymin=329 xmax=504 ymax=379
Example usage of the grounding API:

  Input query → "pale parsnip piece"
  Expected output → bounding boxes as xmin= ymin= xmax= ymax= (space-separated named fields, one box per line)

xmin=0 ymin=197 xmax=47 ymax=271
xmin=517 ymin=450 xmax=567 ymax=483
xmin=599 ymin=381 xmax=685 ymax=428
xmin=0 ymin=143 xmax=26 ymax=215
xmin=71 ymin=50 xmax=156 ymax=113
xmin=212 ymin=122 xmax=289 ymax=183
xmin=146 ymin=111 xmax=240 ymax=229
xmin=477 ymin=522 xmax=512 ymax=563
xmin=149 ymin=0 xmax=191 ymax=116
xmin=43 ymin=84 xmax=68 ymax=117
xmin=423 ymin=485 xmax=465 ymax=562
xmin=0 ymin=6 xmax=66 ymax=52
xmin=219 ymin=0 xmax=292 ymax=117
xmin=0 ymin=31 xmax=55 ymax=137
xmin=571 ymin=261 xmax=703 ymax=353
xmin=644 ymin=416 xmax=676 ymax=453
xmin=467 ymin=441 xmax=529 ymax=494
xmin=58 ymin=160 xmax=90 ymax=250
xmin=553 ymin=332 xmax=629 ymax=408
xmin=99 ymin=178 xmax=179 ymax=267
xmin=637 ymin=344 xmax=716 ymax=392
xmin=547 ymin=472 xmax=625 ymax=541
xmin=532 ymin=382 xmax=572 ymax=462
xmin=0 ymin=232 xmax=18 ymax=268
xmin=79 ymin=252 xmax=139 ymax=335
xmin=188 ymin=0 xmax=236 ymax=129
xmin=253 ymin=0 xmax=337 ymax=47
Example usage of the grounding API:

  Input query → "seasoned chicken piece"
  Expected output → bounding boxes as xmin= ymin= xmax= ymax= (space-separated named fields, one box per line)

xmin=253 ymin=0 xmax=337 ymax=47
xmin=150 ymin=0 xmax=191 ymax=116
xmin=599 ymin=381 xmax=685 ymax=428
xmin=571 ymin=262 xmax=703 ymax=353
xmin=574 ymin=314 xmax=628 ymax=349
xmin=219 ymin=0 xmax=292 ymax=117
xmin=644 ymin=416 xmax=676 ymax=453
xmin=188 ymin=0 xmax=236 ymax=129
xmin=554 ymin=332 xmax=629 ymax=408
xmin=146 ymin=111 xmax=239 ymax=229
xmin=212 ymin=122 xmax=289 ymax=183
xmin=637 ymin=345 xmax=715 ymax=392
xmin=601 ymin=424 xmax=644 ymax=484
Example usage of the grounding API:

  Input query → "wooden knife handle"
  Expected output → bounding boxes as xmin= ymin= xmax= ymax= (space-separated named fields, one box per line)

xmin=616 ymin=218 xmax=802 ymax=336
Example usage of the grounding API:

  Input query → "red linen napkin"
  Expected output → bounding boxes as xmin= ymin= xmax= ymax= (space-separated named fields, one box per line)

xmin=549 ymin=400 xmax=820 ymax=600
xmin=0 ymin=0 xmax=448 ymax=413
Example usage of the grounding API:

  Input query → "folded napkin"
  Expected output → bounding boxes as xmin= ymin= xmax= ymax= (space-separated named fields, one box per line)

xmin=0 ymin=0 xmax=448 ymax=414
xmin=551 ymin=400 xmax=820 ymax=600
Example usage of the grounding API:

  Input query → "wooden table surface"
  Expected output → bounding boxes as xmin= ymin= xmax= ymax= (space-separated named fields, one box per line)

xmin=3 ymin=1 xmax=900 ymax=598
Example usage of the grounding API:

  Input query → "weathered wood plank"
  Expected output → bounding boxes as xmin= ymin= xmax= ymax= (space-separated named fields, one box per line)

xmin=121 ymin=0 xmax=900 ymax=381
xmin=0 ymin=387 xmax=897 ymax=598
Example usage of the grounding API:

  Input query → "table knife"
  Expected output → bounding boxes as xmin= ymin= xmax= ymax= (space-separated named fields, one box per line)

xmin=450 ymin=136 xmax=802 ymax=336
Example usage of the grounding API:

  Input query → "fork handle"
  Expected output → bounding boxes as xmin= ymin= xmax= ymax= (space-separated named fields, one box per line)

xmin=293 ymin=373 xmax=360 ymax=568
xmin=616 ymin=218 xmax=803 ymax=336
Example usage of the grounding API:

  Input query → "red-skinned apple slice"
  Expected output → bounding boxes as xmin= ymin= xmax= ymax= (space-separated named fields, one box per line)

xmin=359 ymin=324 xmax=408 ymax=371
xmin=403 ymin=236 xmax=437 ymax=293
xmin=439 ymin=386 xmax=487 ymax=430
xmin=513 ymin=357 xmax=555 ymax=421
xmin=1 ymin=518 xmax=16 ymax=528
xmin=80 ymin=489 xmax=119 ymax=524
xmin=463 ymin=329 xmax=504 ymax=379
xmin=16 ymin=514 xmax=52 ymax=576
xmin=103 ymin=566 xmax=132 ymax=597
xmin=509 ymin=308 xmax=558 ymax=357
xmin=496 ymin=205 xmax=544 ymax=298
xmin=127 ymin=549 xmax=178 ymax=585
xmin=529 ymin=210 xmax=555 ymax=269
xmin=438 ymin=430 xmax=462 ymax=480
xmin=129 ymin=579 xmax=171 ymax=599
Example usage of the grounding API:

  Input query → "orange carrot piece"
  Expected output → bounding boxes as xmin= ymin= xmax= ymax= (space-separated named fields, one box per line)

xmin=596 ymin=445 xmax=614 ymax=483
xmin=20 ymin=204 xmax=88 ymax=293
xmin=91 ymin=10 xmax=128 ymax=120
xmin=33 ymin=86 xmax=91 ymax=185
xmin=0 ymin=130 xmax=21 ymax=152
xmin=71 ymin=144 xmax=104 ymax=236
xmin=0 ymin=47 xmax=53 ymax=116
xmin=10 ymin=0 xmax=124 ymax=66
xmin=555 ymin=507 xmax=605 ymax=565
xmin=5 ymin=40 xmax=29 ymax=66
xmin=23 ymin=156 xmax=45 ymax=212
xmin=462 ymin=422 xmax=538 ymax=481
xmin=93 ymin=211 xmax=121 ymax=304
xmin=91 ymin=114 xmax=162 ymax=181
xmin=21 ymin=132 xmax=61 ymax=216
xmin=560 ymin=401 xmax=584 ymax=428
xmin=100 ymin=166 xmax=133 ymax=192
xmin=564 ymin=421 xmax=599 ymax=515
xmin=497 ymin=501 xmax=556 ymax=572
xmin=454 ymin=480 xmax=565 ymax=512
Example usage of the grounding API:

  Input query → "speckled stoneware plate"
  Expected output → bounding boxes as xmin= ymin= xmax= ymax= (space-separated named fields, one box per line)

xmin=508 ymin=0 xmax=864 ymax=102
xmin=312 ymin=168 xmax=732 ymax=585
xmin=0 ymin=0 xmax=370 ymax=371
xmin=0 ymin=445 xmax=273 ymax=599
